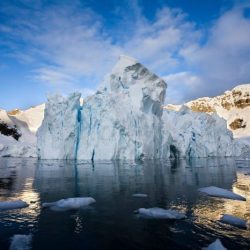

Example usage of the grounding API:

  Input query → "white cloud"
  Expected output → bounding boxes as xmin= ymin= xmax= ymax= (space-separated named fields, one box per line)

xmin=164 ymin=72 xmax=202 ymax=104
xmin=179 ymin=4 xmax=250 ymax=99
xmin=1 ymin=1 xmax=250 ymax=104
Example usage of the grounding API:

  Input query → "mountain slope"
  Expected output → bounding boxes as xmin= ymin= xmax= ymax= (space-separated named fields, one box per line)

xmin=165 ymin=84 xmax=250 ymax=138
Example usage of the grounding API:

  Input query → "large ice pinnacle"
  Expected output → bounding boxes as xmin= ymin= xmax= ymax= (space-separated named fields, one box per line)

xmin=37 ymin=55 xmax=167 ymax=160
xmin=77 ymin=55 xmax=167 ymax=160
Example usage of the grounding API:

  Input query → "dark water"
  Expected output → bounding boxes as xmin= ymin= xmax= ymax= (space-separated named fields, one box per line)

xmin=0 ymin=157 xmax=250 ymax=250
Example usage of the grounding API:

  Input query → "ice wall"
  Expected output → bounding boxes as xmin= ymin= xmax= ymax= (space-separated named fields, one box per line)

xmin=37 ymin=93 xmax=81 ymax=159
xmin=77 ymin=55 xmax=167 ymax=160
xmin=162 ymin=106 xmax=234 ymax=158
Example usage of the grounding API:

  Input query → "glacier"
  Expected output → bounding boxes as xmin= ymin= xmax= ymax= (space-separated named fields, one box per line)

xmin=37 ymin=55 xmax=250 ymax=160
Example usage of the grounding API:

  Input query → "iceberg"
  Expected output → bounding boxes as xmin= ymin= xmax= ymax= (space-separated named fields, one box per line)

xmin=220 ymin=214 xmax=247 ymax=229
xmin=199 ymin=186 xmax=246 ymax=201
xmin=0 ymin=200 xmax=28 ymax=211
xmin=135 ymin=207 xmax=186 ymax=219
xmin=42 ymin=197 xmax=96 ymax=210
xmin=10 ymin=234 xmax=32 ymax=250
xmin=37 ymin=55 xmax=250 ymax=160
xmin=203 ymin=239 xmax=227 ymax=250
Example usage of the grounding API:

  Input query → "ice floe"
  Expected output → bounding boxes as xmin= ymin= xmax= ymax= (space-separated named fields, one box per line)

xmin=198 ymin=186 xmax=246 ymax=201
xmin=220 ymin=214 xmax=247 ymax=229
xmin=0 ymin=200 xmax=28 ymax=211
xmin=203 ymin=239 xmax=227 ymax=250
xmin=132 ymin=193 xmax=148 ymax=198
xmin=42 ymin=197 xmax=96 ymax=210
xmin=135 ymin=207 xmax=186 ymax=219
xmin=10 ymin=234 xmax=32 ymax=250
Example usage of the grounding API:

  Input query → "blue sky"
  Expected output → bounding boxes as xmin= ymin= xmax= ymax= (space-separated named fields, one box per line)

xmin=0 ymin=0 xmax=250 ymax=110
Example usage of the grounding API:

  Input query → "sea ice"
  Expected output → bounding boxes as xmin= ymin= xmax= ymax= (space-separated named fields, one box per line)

xmin=132 ymin=193 xmax=148 ymax=198
xmin=220 ymin=214 xmax=247 ymax=229
xmin=0 ymin=200 xmax=28 ymax=210
xmin=135 ymin=207 xmax=186 ymax=219
xmin=203 ymin=239 xmax=227 ymax=250
xmin=198 ymin=186 xmax=246 ymax=201
xmin=10 ymin=234 xmax=32 ymax=250
xmin=42 ymin=197 xmax=96 ymax=210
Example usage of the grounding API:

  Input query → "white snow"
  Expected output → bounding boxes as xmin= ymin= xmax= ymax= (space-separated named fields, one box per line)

xmin=42 ymin=197 xmax=96 ymax=210
xmin=135 ymin=207 xmax=186 ymax=219
xmin=132 ymin=193 xmax=148 ymax=198
xmin=10 ymin=104 xmax=45 ymax=133
xmin=199 ymin=186 xmax=246 ymax=201
xmin=220 ymin=214 xmax=247 ymax=229
xmin=0 ymin=108 xmax=38 ymax=158
xmin=203 ymin=239 xmax=227 ymax=250
xmin=10 ymin=234 xmax=32 ymax=250
xmin=0 ymin=200 xmax=28 ymax=210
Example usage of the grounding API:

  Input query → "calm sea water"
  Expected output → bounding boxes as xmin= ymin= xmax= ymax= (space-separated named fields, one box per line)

xmin=0 ymin=157 xmax=249 ymax=250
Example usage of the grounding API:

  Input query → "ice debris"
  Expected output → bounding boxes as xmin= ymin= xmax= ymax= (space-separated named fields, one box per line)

xmin=198 ymin=186 xmax=246 ymax=201
xmin=42 ymin=197 xmax=96 ymax=210
xmin=10 ymin=234 xmax=32 ymax=250
xmin=220 ymin=214 xmax=247 ymax=229
xmin=135 ymin=207 xmax=186 ymax=219
xmin=203 ymin=239 xmax=227 ymax=250
xmin=132 ymin=193 xmax=148 ymax=198
xmin=0 ymin=200 xmax=28 ymax=211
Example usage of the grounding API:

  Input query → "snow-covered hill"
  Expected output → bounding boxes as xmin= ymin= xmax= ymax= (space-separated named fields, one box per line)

xmin=0 ymin=104 xmax=44 ymax=157
xmin=8 ymin=104 xmax=45 ymax=133
xmin=165 ymin=84 xmax=250 ymax=138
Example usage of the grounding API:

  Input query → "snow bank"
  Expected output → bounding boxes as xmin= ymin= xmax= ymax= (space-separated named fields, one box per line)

xmin=10 ymin=234 xmax=32 ymax=250
xmin=220 ymin=214 xmax=247 ymax=229
xmin=199 ymin=186 xmax=246 ymax=201
xmin=203 ymin=239 xmax=227 ymax=250
xmin=42 ymin=197 xmax=96 ymax=210
xmin=135 ymin=207 xmax=186 ymax=219
xmin=0 ymin=200 xmax=28 ymax=210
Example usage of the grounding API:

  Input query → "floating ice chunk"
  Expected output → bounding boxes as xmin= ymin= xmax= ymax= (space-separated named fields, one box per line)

xmin=199 ymin=186 xmax=246 ymax=201
xmin=10 ymin=234 xmax=32 ymax=250
xmin=220 ymin=214 xmax=247 ymax=229
xmin=0 ymin=200 xmax=28 ymax=211
xmin=203 ymin=239 xmax=227 ymax=250
xmin=42 ymin=197 xmax=96 ymax=210
xmin=132 ymin=193 xmax=148 ymax=198
xmin=135 ymin=207 xmax=186 ymax=219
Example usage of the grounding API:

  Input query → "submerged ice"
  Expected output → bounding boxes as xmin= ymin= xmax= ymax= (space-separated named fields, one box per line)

xmin=37 ymin=55 xmax=250 ymax=160
xmin=42 ymin=197 xmax=96 ymax=210
xmin=10 ymin=234 xmax=32 ymax=250
xmin=135 ymin=207 xmax=186 ymax=219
